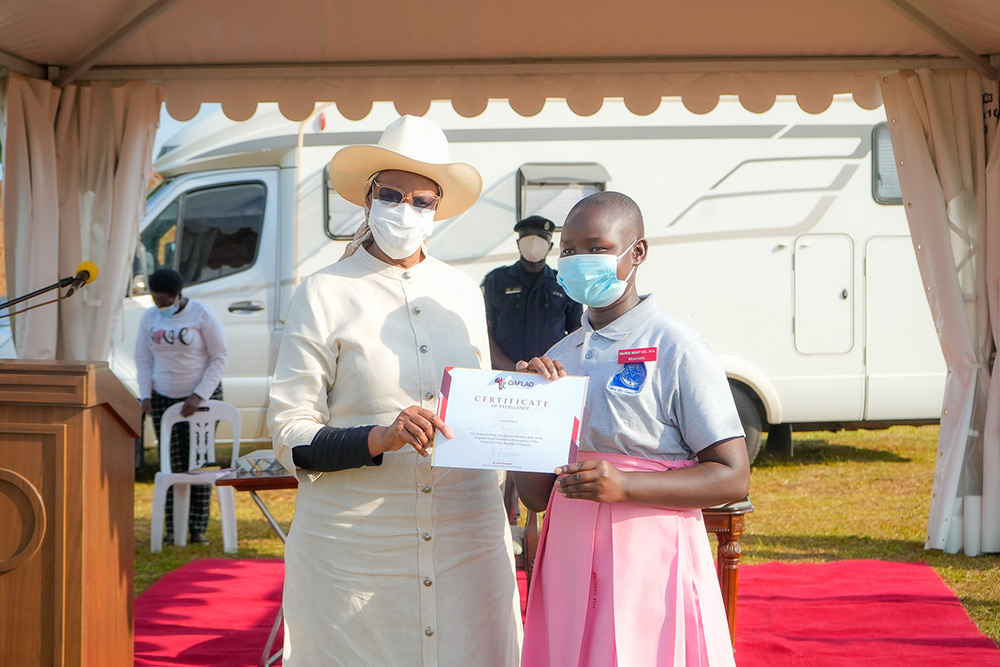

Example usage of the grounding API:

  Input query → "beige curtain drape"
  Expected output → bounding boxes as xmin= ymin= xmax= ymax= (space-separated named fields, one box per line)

xmin=2 ymin=74 xmax=161 ymax=361
xmin=880 ymin=69 xmax=1000 ymax=555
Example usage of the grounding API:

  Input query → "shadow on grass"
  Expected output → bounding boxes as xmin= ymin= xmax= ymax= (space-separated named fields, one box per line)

xmin=755 ymin=438 xmax=910 ymax=468
xmin=745 ymin=533 xmax=1000 ymax=572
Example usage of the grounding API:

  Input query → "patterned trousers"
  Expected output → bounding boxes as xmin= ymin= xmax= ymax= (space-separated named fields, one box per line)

xmin=150 ymin=385 xmax=223 ymax=537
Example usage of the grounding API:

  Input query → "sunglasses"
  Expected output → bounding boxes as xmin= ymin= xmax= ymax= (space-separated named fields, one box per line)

xmin=373 ymin=181 xmax=440 ymax=211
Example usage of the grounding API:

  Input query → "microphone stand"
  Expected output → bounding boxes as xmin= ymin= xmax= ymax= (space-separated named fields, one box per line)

xmin=0 ymin=274 xmax=78 ymax=311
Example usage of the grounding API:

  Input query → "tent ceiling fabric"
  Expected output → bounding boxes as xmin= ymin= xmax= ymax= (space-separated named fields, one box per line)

xmin=2 ymin=0 xmax=999 ymax=120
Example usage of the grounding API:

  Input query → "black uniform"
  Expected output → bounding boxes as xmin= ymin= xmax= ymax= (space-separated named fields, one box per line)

xmin=481 ymin=262 xmax=583 ymax=364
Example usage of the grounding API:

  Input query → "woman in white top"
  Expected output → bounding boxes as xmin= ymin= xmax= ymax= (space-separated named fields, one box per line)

xmin=136 ymin=268 xmax=228 ymax=544
xmin=267 ymin=116 xmax=522 ymax=667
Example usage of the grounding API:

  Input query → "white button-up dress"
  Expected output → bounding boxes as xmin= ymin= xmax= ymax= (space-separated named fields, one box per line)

xmin=268 ymin=248 xmax=522 ymax=667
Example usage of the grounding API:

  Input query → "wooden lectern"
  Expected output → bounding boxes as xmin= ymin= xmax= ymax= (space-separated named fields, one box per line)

xmin=0 ymin=360 xmax=140 ymax=666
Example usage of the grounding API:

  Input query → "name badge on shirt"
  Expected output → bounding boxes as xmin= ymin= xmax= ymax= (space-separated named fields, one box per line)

xmin=505 ymin=287 xmax=522 ymax=295
xmin=618 ymin=347 xmax=657 ymax=364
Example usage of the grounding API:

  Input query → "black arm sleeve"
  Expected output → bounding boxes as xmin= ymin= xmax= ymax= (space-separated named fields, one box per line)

xmin=291 ymin=425 xmax=383 ymax=472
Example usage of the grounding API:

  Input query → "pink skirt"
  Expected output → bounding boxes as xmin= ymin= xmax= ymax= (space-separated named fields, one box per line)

xmin=521 ymin=452 xmax=736 ymax=667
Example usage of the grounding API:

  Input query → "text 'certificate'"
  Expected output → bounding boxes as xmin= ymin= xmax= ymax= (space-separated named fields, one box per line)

xmin=432 ymin=367 xmax=589 ymax=473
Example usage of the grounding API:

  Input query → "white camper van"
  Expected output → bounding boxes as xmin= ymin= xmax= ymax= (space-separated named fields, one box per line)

xmin=110 ymin=96 xmax=946 ymax=462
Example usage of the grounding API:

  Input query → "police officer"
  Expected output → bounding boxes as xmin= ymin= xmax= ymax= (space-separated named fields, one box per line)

xmin=481 ymin=215 xmax=583 ymax=371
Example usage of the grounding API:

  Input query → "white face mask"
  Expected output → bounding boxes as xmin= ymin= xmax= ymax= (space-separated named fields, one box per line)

xmin=367 ymin=200 xmax=436 ymax=260
xmin=518 ymin=235 xmax=550 ymax=263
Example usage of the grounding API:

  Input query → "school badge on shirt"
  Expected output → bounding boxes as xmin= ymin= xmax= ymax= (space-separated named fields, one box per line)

xmin=608 ymin=347 xmax=657 ymax=394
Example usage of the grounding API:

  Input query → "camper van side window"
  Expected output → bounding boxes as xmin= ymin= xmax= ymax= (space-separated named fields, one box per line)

xmin=517 ymin=163 xmax=610 ymax=227
xmin=140 ymin=182 xmax=266 ymax=286
xmin=324 ymin=164 xmax=366 ymax=240
xmin=872 ymin=123 xmax=903 ymax=205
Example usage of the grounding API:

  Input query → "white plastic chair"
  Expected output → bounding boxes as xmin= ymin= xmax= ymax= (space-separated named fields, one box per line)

xmin=150 ymin=400 xmax=241 ymax=553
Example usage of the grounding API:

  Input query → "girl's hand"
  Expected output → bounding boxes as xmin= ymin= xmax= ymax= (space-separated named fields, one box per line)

xmin=369 ymin=406 xmax=453 ymax=458
xmin=554 ymin=459 xmax=628 ymax=503
xmin=515 ymin=355 xmax=567 ymax=380
xmin=140 ymin=398 xmax=152 ymax=416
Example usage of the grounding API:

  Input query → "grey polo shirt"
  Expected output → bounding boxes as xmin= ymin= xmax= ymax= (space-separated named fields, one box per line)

xmin=547 ymin=294 xmax=744 ymax=461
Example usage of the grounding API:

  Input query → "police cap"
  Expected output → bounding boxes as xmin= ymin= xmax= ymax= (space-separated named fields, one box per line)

xmin=513 ymin=215 xmax=555 ymax=241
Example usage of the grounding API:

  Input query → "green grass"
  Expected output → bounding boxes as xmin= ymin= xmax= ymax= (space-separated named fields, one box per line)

xmin=133 ymin=425 xmax=1000 ymax=645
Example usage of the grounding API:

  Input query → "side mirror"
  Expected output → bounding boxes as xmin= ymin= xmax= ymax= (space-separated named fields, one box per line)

xmin=132 ymin=274 xmax=149 ymax=296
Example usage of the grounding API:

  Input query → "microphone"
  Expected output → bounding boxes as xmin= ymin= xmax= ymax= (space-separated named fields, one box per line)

xmin=65 ymin=261 xmax=99 ymax=297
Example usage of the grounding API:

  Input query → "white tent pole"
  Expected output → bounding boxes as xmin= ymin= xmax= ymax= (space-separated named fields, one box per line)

xmin=0 ymin=47 xmax=46 ymax=79
xmin=54 ymin=0 xmax=179 ymax=87
xmin=80 ymin=56 xmax=973 ymax=82
xmin=881 ymin=0 xmax=998 ymax=79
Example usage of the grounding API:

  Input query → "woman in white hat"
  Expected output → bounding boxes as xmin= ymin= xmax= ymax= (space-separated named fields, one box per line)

xmin=268 ymin=115 xmax=522 ymax=666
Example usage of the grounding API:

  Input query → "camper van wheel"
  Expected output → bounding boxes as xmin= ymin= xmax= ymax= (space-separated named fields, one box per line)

xmin=729 ymin=383 xmax=763 ymax=464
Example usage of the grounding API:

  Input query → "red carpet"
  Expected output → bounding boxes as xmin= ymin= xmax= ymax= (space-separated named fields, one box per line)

xmin=135 ymin=559 xmax=285 ymax=666
xmin=135 ymin=559 xmax=1000 ymax=666
xmin=733 ymin=560 xmax=1000 ymax=666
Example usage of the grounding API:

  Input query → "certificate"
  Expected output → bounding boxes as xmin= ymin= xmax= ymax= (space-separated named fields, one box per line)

xmin=431 ymin=366 xmax=589 ymax=473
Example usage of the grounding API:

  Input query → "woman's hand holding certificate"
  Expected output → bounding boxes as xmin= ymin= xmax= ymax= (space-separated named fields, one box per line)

xmin=369 ymin=405 xmax=453 ymax=459
xmin=431 ymin=364 xmax=588 ymax=473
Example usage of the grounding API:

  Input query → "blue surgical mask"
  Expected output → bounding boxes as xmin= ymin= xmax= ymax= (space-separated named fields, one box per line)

xmin=557 ymin=240 xmax=638 ymax=308
xmin=157 ymin=303 xmax=180 ymax=318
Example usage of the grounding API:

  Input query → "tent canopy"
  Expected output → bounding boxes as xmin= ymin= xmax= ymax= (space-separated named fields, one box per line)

xmin=2 ymin=0 xmax=999 ymax=120
xmin=2 ymin=1 xmax=1000 ymax=558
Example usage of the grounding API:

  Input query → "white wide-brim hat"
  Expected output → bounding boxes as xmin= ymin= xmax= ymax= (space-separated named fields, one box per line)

xmin=328 ymin=115 xmax=483 ymax=220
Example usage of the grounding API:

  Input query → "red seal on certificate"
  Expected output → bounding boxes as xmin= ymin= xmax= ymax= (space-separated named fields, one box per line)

xmin=618 ymin=347 xmax=657 ymax=364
